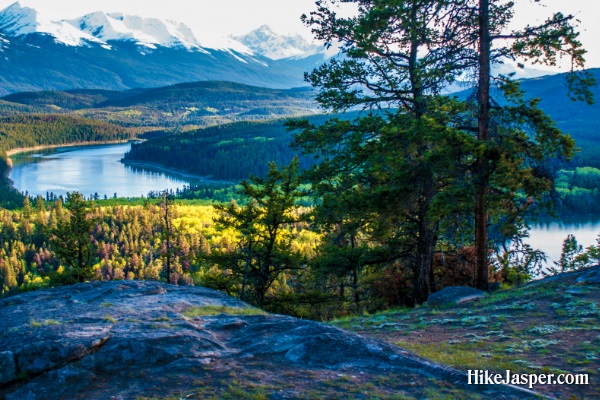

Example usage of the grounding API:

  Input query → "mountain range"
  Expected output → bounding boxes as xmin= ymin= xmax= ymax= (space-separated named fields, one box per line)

xmin=0 ymin=2 xmax=329 ymax=95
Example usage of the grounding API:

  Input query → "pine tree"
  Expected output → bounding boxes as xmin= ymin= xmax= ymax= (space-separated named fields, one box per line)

xmin=294 ymin=0 xmax=594 ymax=301
xmin=468 ymin=0 xmax=594 ymax=289
xmin=48 ymin=192 xmax=96 ymax=283
xmin=293 ymin=0 xmax=478 ymax=303
xmin=212 ymin=158 xmax=304 ymax=305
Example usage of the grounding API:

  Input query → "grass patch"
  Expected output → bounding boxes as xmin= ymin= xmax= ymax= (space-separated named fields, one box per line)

xmin=103 ymin=315 xmax=117 ymax=323
xmin=182 ymin=305 xmax=266 ymax=318
xmin=29 ymin=319 xmax=60 ymax=327
xmin=396 ymin=340 xmax=538 ymax=374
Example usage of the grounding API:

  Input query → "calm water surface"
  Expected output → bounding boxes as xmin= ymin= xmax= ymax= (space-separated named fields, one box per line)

xmin=527 ymin=217 xmax=600 ymax=268
xmin=9 ymin=143 xmax=194 ymax=198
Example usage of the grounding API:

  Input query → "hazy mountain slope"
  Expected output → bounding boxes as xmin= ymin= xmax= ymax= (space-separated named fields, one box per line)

xmin=0 ymin=35 xmax=312 ymax=94
xmin=234 ymin=25 xmax=320 ymax=60
xmin=518 ymin=70 xmax=600 ymax=143
xmin=455 ymin=68 xmax=600 ymax=144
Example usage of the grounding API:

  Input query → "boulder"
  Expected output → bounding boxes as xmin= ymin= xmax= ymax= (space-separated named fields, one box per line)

xmin=428 ymin=286 xmax=486 ymax=307
xmin=0 ymin=281 xmax=535 ymax=399
xmin=576 ymin=266 xmax=600 ymax=284
xmin=0 ymin=351 xmax=17 ymax=384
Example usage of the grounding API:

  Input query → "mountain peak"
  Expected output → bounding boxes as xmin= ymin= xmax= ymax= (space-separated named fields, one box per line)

xmin=0 ymin=1 xmax=39 ymax=35
xmin=256 ymin=24 xmax=274 ymax=33
xmin=234 ymin=25 xmax=320 ymax=60
xmin=0 ymin=4 xmax=205 ymax=51
xmin=0 ymin=1 xmax=105 ymax=46
xmin=2 ymin=1 xmax=29 ymax=13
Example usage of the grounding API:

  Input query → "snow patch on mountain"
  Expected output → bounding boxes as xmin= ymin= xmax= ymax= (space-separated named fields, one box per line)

xmin=195 ymin=35 xmax=253 ymax=56
xmin=234 ymin=25 xmax=320 ymax=60
xmin=0 ymin=33 xmax=7 ymax=52
xmin=0 ymin=2 xmax=103 ymax=46
xmin=66 ymin=12 xmax=207 ymax=52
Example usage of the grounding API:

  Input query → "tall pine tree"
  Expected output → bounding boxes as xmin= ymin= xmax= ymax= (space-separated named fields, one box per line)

xmin=293 ymin=0 xmax=479 ymax=303
xmin=48 ymin=192 xmax=96 ymax=283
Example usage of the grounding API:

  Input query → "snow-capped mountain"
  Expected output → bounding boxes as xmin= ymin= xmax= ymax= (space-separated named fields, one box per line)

xmin=234 ymin=25 xmax=320 ymax=60
xmin=0 ymin=2 xmax=331 ymax=95
xmin=0 ymin=2 xmax=318 ymax=58
xmin=0 ymin=2 xmax=210 ymax=51
xmin=0 ymin=2 xmax=104 ymax=46
xmin=66 ymin=12 xmax=207 ymax=51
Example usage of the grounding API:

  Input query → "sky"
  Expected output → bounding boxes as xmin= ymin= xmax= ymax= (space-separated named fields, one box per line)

xmin=0 ymin=0 xmax=598 ymax=68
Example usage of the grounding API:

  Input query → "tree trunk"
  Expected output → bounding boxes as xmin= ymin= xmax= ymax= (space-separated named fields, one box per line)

xmin=408 ymin=2 xmax=434 ymax=304
xmin=353 ymin=267 xmax=360 ymax=307
xmin=350 ymin=234 xmax=360 ymax=308
xmin=414 ymin=189 xmax=436 ymax=304
xmin=240 ymin=245 xmax=252 ymax=300
xmin=78 ymin=239 xmax=84 ymax=282
xmin=475 ymin=0 xmax=490 ymax=290
xmin=163 ymin=192 xmax=171 ymax=284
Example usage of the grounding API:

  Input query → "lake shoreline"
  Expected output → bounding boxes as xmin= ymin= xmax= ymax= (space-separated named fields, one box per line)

xmin=5 ymin=140 xmax=134 ymax=157
xmin=6 ymin=142 xmax=236 ymax=199
xmin=3 ymin=140 xmax=134 ymax=196
xmin=122 ymin=159 xmax=236 ymax=185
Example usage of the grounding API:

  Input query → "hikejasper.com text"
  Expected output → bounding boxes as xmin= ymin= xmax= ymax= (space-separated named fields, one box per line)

xmin=468 ymin=370 xmax=589 ymax=389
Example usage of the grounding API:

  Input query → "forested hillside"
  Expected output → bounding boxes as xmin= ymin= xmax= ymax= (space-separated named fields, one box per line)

xmin=0 ymin=100 xmax=46 ymax=115
xmin=457 ymin=68 xmax=600 ymax=169
xmin=122 ymin=113 xmax=359 ymax=180
xmin=554 ymin=167 xmax=600 ymax=214
xmin=1 ymin=89 xmax=133 ymax=110
xmin=0 ymin=115 xmax=132 ymax=153
xmin=1 ymin=0 xmax=600 ymax=335
xmin=100 ymin=82 xmax=313 ymax=109
xmin=0 ymin=81 xmax=319 ymax=128
xmin=0 ymin=199 xmax=327 ymax=317
xmin=123 ymin=120 xmax=304 ymax=180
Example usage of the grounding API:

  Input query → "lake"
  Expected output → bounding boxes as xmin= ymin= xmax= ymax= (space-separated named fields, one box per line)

xmin=526 ymin=217 xmax=600 ymax=268
xmin=8 ymin=142 xmax=195 ymax=199
xmin=9 ymin=142 xmax=600 ymax=269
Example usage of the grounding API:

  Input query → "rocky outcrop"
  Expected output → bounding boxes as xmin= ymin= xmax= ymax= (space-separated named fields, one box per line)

xmin=427 ymin=286 xmax=486 ymax=307
xmin=576 ymin=266 xmax=600 ymax=284
xmin=0 ymin=281 xmax=539 ymax=399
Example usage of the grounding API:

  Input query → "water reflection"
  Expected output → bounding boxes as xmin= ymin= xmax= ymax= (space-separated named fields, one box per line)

xmin=9 ymin=143 xmax=194 ymax=199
